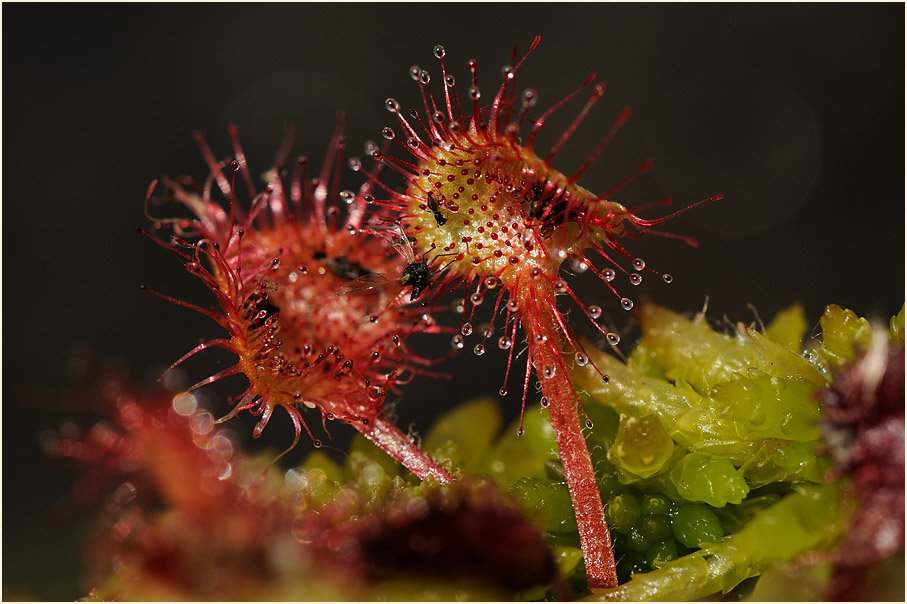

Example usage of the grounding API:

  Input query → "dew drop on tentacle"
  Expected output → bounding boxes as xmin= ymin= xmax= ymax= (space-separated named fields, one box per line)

xmin=498 ymin=336 xmax=513 ymax=350
xmin=663 ymin=273 xmax=674 ymax=283
xmin=522 ymin=88 xmax=538 ymax=108
xmin=499 ymin=387 xmax=508 ymax=396
xmin=555 ymin=280 xmax=568 ymax=294
xmin=382 ymin=127 xmax=396 ymax=140
xmin=603 ymin=268 xmax=616 ymax=282
xmin=507 ymin=299 xmax=519 ymax=312
xmin=540 ymin=397 xmax=550 ymax=408
xmin=340 ymin=190 xmax=355 ymax=205
xmin=629 ymin=273 xmax=642 ymax=286
xmin=543 ymin=365 xmax=556 ymax=379
xmin=633 ymin=258 xmax=646 ymax=271
xmin=470 ymin=292 xmax=484 ymax=305
xmin=451 ymin=335 xmax=465 ymax=349
xmin=473 ymin=343 xmax=485 ymax=356
xmin=570 ymin=259 xmax=589 ymax=273
xmin=621 ymin=297 xmax=634 ymax=311
xmin=587 ymin=305 xmax=602 ymax=320
xmin=575 ymin=353 xmax=588 ymax=366
xmin=385 ymin=98 xmax=400 ymax=112
xmin=410 ymin=65 xmax=421 ymax=81
xmin=433 ymin=45 xmax=445 ymax=59
xmin=606 ymin=332 xmax=621 ymax=346
xmin=484 ymin=276 xmax=499 ymax=289
xmin=460 ymin=322 xmax=473 ymax=336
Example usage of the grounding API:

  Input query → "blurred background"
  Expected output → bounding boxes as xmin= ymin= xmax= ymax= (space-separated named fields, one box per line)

xmin=3 ymin=4 xmax=903 ymax=599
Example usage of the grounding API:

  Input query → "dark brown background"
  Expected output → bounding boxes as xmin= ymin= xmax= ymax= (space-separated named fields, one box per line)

xmin=4 ymin=4 xmax=903 ymax=599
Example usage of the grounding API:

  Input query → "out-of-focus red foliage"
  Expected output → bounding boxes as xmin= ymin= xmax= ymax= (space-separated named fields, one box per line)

xmin=820 ymin=331 xmax=905 ymax=600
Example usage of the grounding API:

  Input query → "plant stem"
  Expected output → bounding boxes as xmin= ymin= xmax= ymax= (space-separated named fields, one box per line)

xmin=523 ymin=288 xmax=618 ymax=590
xmin=362 ymin=416 xmax=454 ymax=483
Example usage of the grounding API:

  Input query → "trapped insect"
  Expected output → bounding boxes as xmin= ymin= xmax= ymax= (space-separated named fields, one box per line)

xmin=338 ymin=220 xmax=452 ymax=302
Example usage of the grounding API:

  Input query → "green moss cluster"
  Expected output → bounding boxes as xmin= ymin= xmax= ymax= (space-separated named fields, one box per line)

xmin=295 ymin=301 xmax=903 ymax=600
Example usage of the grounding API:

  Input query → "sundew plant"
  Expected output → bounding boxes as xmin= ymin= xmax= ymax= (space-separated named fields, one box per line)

xmin=49 ymin=37 xmax=904 ymax=602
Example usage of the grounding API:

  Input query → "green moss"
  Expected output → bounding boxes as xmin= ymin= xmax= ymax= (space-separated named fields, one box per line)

xmin=819 ymin=304 xmax=873 ymax=368
xmin=764 ymin=303 xmax=808 ymax=352
xmin=291 ymin=300 xmax=902 ymax=601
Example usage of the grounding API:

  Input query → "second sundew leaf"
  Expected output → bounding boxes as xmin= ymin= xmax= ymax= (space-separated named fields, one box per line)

xmin=421 ymin=397 xmax=503 ymax=473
